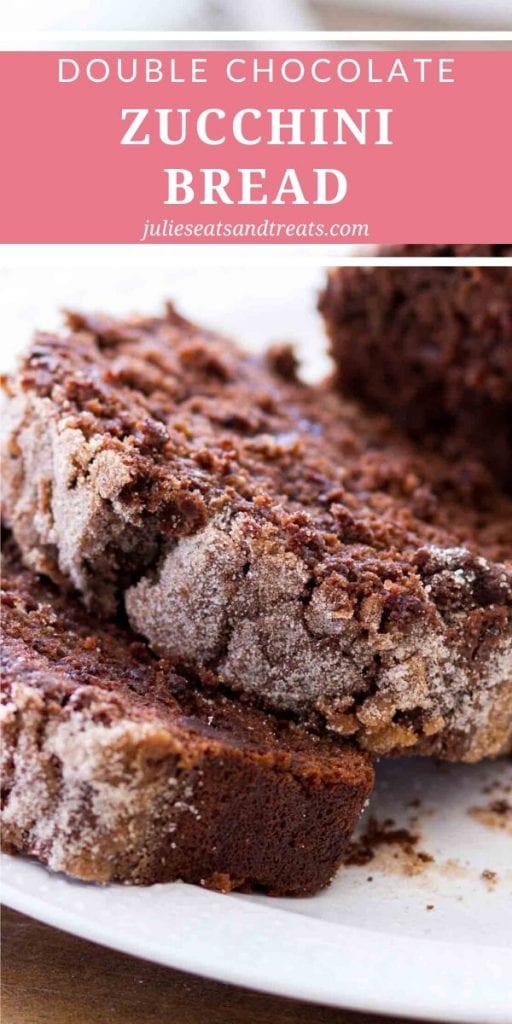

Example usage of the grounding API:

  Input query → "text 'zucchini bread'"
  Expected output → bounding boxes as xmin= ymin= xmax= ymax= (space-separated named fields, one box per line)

xmin=2 ymin=306 xmax=512 ymax=762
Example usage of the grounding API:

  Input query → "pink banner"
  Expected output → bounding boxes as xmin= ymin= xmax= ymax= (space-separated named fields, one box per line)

xmin=1 ymin=51 xmax=511 ymax=243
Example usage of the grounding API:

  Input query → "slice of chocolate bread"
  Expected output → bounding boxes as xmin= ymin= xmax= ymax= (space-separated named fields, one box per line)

xmin=2 ymin=307 xmax=511 ymax=762
xmin=319 ymin=248 xmax=512 ymax=491
xmin=1 ymin=537 xmax=373 ymax=895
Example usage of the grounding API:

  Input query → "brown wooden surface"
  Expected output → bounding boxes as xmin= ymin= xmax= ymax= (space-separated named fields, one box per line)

xmin=1 ymin=906 xmax=425 ymax=1024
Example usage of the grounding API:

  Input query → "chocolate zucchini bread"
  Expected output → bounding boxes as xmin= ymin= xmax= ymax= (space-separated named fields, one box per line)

xmin=2 ymin=307 xmax=512 ymax=762
xmin=1 ymin=537 xmax=373 ymax=894
xmin=319 ymin=248 xmax=512 ymax=491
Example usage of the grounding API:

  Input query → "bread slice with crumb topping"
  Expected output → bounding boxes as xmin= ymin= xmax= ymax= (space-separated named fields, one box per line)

xmin=1 ymin=537 xmax=373 ymax=895
xmin=2 ymin=307 xmax=511 ymax=761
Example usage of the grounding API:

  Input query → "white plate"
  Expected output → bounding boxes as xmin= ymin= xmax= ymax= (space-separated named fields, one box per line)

xmin=1 ymin=266 xmax=511 ymax=1022
xmin=2 ymin=757 xmax=512 ymax=1023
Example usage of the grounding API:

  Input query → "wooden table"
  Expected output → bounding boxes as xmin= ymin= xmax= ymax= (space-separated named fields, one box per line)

xmin=2 ymin=906 xmax=425 ymax=1024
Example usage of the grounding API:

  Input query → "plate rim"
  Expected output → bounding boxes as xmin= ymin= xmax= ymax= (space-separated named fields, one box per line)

xmin=2 ymin=854 xmax=511 ymax=1024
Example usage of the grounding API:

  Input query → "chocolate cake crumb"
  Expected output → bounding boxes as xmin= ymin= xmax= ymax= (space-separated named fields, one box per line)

xmin=417 ymin=851 xmax=434 ymax=864
xmin=481 ymin=869 xmax=498 ymax=890
xmin=470 ymin=799 xmax=512 ymax=834
xmin=266 ymin=342 xmax=300 ymax=383
xmin=490 ymin=799 xmax=511 ymax=815
xmin=344 ymin=816 xmax=420 ymax=866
